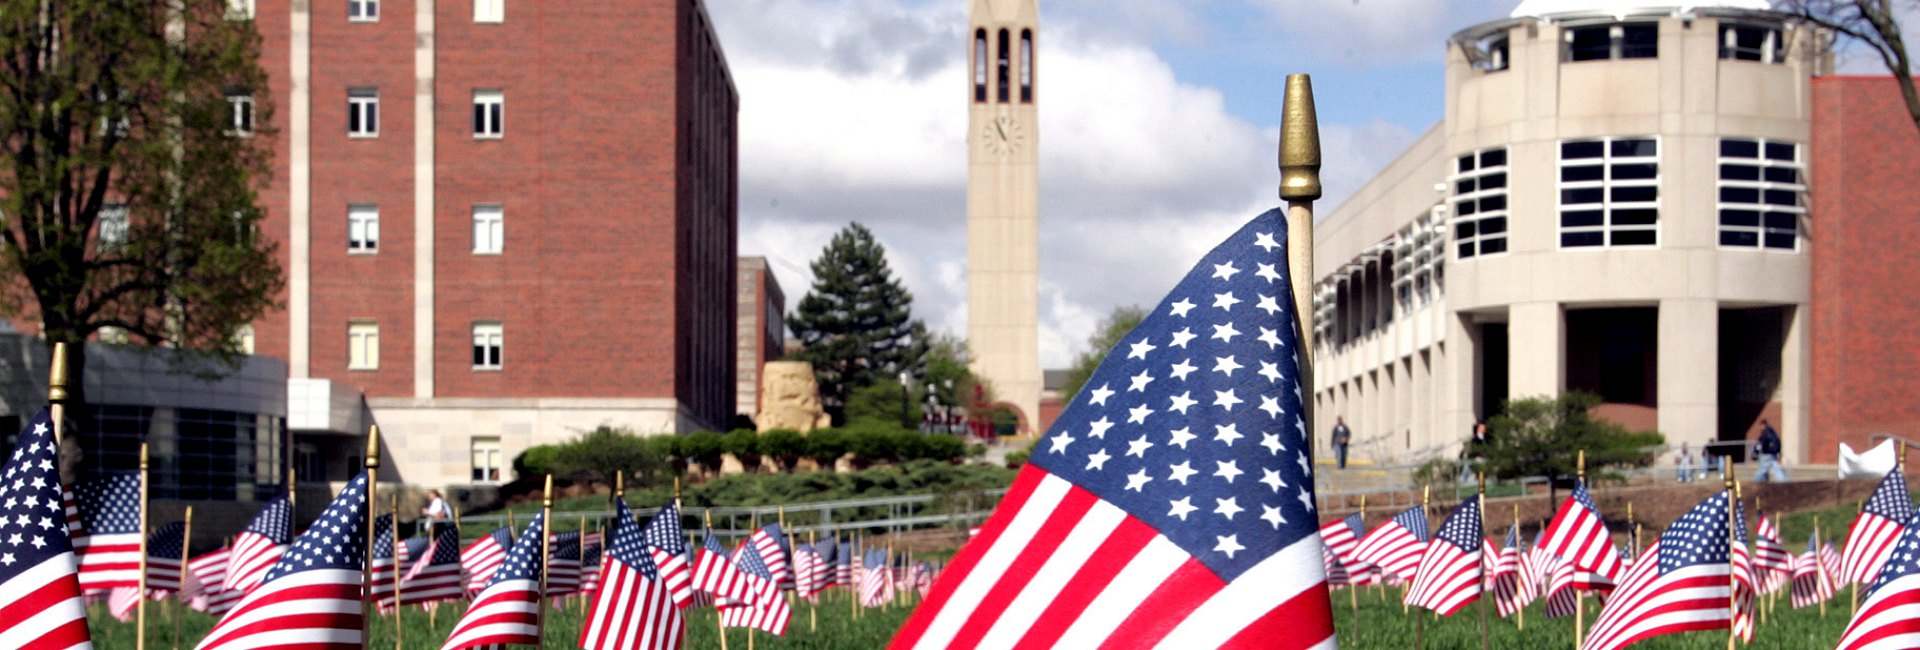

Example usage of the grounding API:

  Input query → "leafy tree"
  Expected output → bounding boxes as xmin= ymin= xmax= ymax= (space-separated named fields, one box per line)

xmin=787 ymin=223 xmax=927 ymax=423
xmin=1781 ymin=2 xmax=1919 ymax=136
xmin=0 ymin=1 xmax=285 ymax=402
xmin=1060 ymin=306 xmax=1147 ymax=400
xmin=844 ymin=376 xmax=923 ymax=427
xmin=921 ymin=332 xmax=985 ymax=419
xmin=720 ymin=429 xmax=762 ymax=473
xmin=679 ymin=431 xmax=727 ymax=476
xmin=1478 ymin=392 xmax=1664 ymax=502
xmin=758 ymin=429 xmax=807 ymax=473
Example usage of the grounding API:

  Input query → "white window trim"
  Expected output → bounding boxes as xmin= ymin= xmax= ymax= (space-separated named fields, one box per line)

xmin=472 ymin=322 xmax=504 ymax=371
xmin=1556 ymin=135 xmax=1662 ymax=250
xmin=349 ymin=0 xmax=380 ymax=22
xmin=474 ymin=0 xmax=505 ymax=23
xmin=347 ymin=322 xmax=379 ymax=370
xmin=227 ymin=94 xmax=255 ymax=137
xmin=347 ymin=205 xmax=379 ymax=254
xmin=226 ymin=0 xmax=255 ymax=20
xmin=348 ymin=89 xmax=379 ymax=138
xmin=1715 ymin=137 xmax=1804 ymax=253
xmin=472 ymin=204 xmax=504 ymax=255
xmin=1449 ymin=147 xmax=1510 ymax=261
xmin=470 ymin=436 xmax=503 ymax=483
xmin=97 ymin=204 xmax=129 ymax=252
xmin=473 ymin=90 xmax=504 ymax=139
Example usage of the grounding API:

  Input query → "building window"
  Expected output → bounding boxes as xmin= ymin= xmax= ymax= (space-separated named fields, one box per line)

xmin=348 ymin=88 xmax=379 ymax=137
xmin=475 ymin=0 xmax=504 ymax=23
xmin=472 ymin=322 xmax=503 ymax=370
xmin=1452 ymin=147 xmax=1508 ymax=259
xmin=97 ymin=204 xmax=129 ymax=251
xmin=473 ymin=90 xmax=504 ymax=138
xmin=973 ymin=29 xmax=988 ymax=103
xmin=1559 ymin=137 xmax=1659 ymax=248
xmin=235 ymin=324 xmax=255 ymax=355
xmin=348 ymin=322 xmax=379 ymax=370
xmin=471 ymin=436 xmax=502 ymax=482
xmin=996 ymin=28 xmax=1011 ymax=103
xmin=226 ymin=0 xmax=254 ymax=20
xmin=1019 ymin=30 xmax=1034 ymax=103
xmin=227 ymin=94 xmax=254 ymax=136
xmin=1566 ymin=22 xmax=1658 ymax=61
xmin=472 ymin=205 xmax=503 ymax=254
xmin=1720 ymin=24 xmax=1781 ymax=63
xmin=1717 ymin=138 xmax=1802 ymax=250
xmin=348 ymin=204 xmax=379 ymax=252
xmin=349 ymin=0 xmax=378 ymax=22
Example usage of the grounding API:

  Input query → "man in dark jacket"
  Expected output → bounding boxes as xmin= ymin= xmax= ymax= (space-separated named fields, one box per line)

xmin=1752 ymin=419 xmax=1786 ymax=482
xmin=1331 ymin=417 xmax=1352 ymax=469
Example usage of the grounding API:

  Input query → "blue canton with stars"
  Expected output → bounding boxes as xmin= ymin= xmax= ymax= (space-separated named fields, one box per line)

xmin=1501 ymin=523 xmax=1518 ymax=550
xmin=812 ymin=538 xmax=837 ymax=565
xmin=74 ymin=472 xmax=140 ymax=535
xmin=758 ymin=522 xmax=790 ymax=558
xmin=242 ymin=495 xmax=293 ymax=545
xmin=371 ymin=514 xmax=395 ymax=560
xmin=552 ymin=531 xmax=580 ymax=564
xmin=1866 ymin=513 xmax=1920 ymax=598
xmin=1864 ymin=468 xmax=1914 ymax=524
xmin=1654 ymin=491 xmax=1733 ymax=574
xmin=1340 ymin=513 xmax=1365 ymax=538
xmin=149 ymin=521 xmax=185 ymax=560
xmin=423 ymin=522 xmax=461 ymax=566
xmin=640 ymin=502 xmax=687 ymax=557
xmin=736 ymin=535 xmax=776 ymax=580
xmin=607 ymin=500 xmax=659 ymax=579
xmin=0 ymin=411 xmax=76 ymax=574
xmin=1031 ymin=210 xmax=1313 ymax=581
xmin=1433 ymin=499 xmax=1482 ymax=552
xmin=262 ymin=472 xmax=369 ymax=583
xmin=1571 ymin=481 xmax=1602 ymax=517
xmin=488 ymin=513 xmax=546 ymax=588
xmin=1391 ymin=506 xmax=1431 ymax=543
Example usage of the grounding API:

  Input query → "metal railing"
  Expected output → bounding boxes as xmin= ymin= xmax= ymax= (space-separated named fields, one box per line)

xmin=454 ymin=489 xmax=1009 ymax=541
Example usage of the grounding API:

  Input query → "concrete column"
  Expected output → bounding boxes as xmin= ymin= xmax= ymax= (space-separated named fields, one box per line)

xmin=413 ymin=0 xmax=436 ymax=398
xmin=1658 ymin=299 xmax=1719 ymax=454
xmin=1443 ymin=314 xmax=1479 ymax=459
xmin=289 ymin=0 xmax=311 ymax=377
xmin=1509 ymin=302 xmax=1564 ymax=399
xmin=1780 ymin=305 xmax=1811 ymax=464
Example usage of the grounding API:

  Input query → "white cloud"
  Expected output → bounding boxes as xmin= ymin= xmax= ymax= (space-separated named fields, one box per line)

xmin=1250 ymin=0 xmax=1509 ymax=66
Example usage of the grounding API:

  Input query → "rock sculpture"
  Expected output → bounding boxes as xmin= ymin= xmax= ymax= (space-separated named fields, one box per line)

xmin=757 ymin=361 xmax=831 ymax=432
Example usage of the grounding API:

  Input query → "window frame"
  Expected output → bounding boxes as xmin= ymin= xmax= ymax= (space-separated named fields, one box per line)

xmin=348 ymin=0 xmax=379 ymax=22
xmin=472 ymin=90 xmax=505 ymax=139
xmin=1564 ymin=21 xmax=1659 ymax=62
xmin=347 ymin=321 xmax=379 ymax=370
xmin=347 ymin=204 xmax=380 ymax=253
xmin=474 ymin=0 xmax=504 ymax=23
xmin=227 ymin=93 xmax=255 ymax=137
xmin=470 ymin=436 xmax=503 ymax=482
xmin=1019 ymin=29 xmax=1034 ymax=103
xmin=348 ymin=88 xmax=379 ymax=138
xmin=1715 ymin=137 xmax=1803 ymax=252
xmin=472 ymin=322 xmax=504 ymax=371
xmin=1557 ymin=136 xmax=1662 ymax=249
xmin=1451 ymin=147 xmax=1510 ymax=260
xmin=972 ymin=29 xmax=988 ymax=103
xmin=472 ymin=204 xmax=504 ymax=254
xmin=995 ymin=28 xmax=1011 ymax=103
xmin=97 ymin=203 xmax=129 ymax=252
xmin=1719 ymin=23 xmax=1782 ymax=64
xmin=226 ymin=0 xmax=255 ymax=20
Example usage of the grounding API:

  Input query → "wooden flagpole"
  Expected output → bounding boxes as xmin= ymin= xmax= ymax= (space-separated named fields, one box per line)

xmin=1352 ymin=494 xmax=1365 ymax=611
xmin=361 ymin=425 xmax=381 ymax=646
xmin=1725 ymin=464 xmax=1737 ymax=650
xmin=578 ymin=513 xmax=588 ymax=615
xmin=537 ymin=475 xmax=553 ymax=645
xmin=809 ymin=529 xmax=819 ymax=633
xmin=1514 ymin=501 xmax=1524 ymax=631
xmin=749 ymin=510 xmax=758 ymax=650
xmin=709 ymin=509 xmax=728 ymax=650
xmin=392 ymin=492 xmax=403 ymax=647
xmin=1280 ymin=73 xmax=1318 ymax=462
xmin=781 ymin=506 xmax=794 ymax=616
xmin=176 ymin=506 xmax=192 ymax=650
xmin=1816 ymin=515 xmax=1826 ymax=618
xmin=137 ymin=442 xmax=150 ymax=650
xmin=1477 ymin=473 xmax=1489 ymax=650
xmin=48 ymin=342 xmax=66 ymax=448
xmin=1575 ymin=449 xmax=1586 ymax=650
xmin=1412 ymin=484 xmax=1428 ymax=649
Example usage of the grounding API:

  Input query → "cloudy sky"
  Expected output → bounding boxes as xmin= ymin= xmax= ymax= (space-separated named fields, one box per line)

xmin=707 ymin=0 xmax=1898 ymax=369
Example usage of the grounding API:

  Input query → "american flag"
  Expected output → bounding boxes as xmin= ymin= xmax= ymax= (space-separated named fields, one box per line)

xmin=441 ymin=513 xmax=549 ymax=650
xmin=748 ymin=523 xmax=792 ymax=591
xmin=719 ymin=538 xmax=791 ymax=635
xmin=1404 ymin=498 xmax=1482 ymax=616
xmin=1318 ymin=514 xmax=1364 ymax=568
xmin=1542 ymin=546 xmax=1579 ymax=619
xmin=910 ymin=561 xmax=935 ymax=598
xmin=194 ymin=472 xmax=370 ymax=650
xmin=367 ymin=514 xmax=401 ymax=606
xmin=1491 ymin=525 xmax=1533 ymax=617
xmin=793 ymin=542 xmax=821 ymax=597
xmin=1824 ymin=541 xmax=1843 ymax=585
xmin=1838 ymin=511 xmax=1920 ymax=650
xmin=462 ymin=526 xmax=514 ymax=592
xmin=1844 ymin=467 xmax=1913 ymax=586
xmin=1754 ymin=513 xmax=1791 ymax=594
xmin=579 ymin=499 xmax=683 ymax=650
xmin=547 ymin=531 xmax=582 ymax=597
xmin=640 ymin=503 xmax=693 ymax=607
xmin=1790 ymin=532 xmax=1835 ymax=609
xmin=1322 ymin=545 xmax=1349 ymax=586
xmin=859 ymin=548 xmax=893 ymax=608
xmin=802 ymin=538 xmax=837 ymax=596
xmin=692 ymin=531 xmax=764 ymax=607
xmin=1581 ymin=490 xmax=1736 ymax=650
xmin=834 ymin=539 xmax=853 ymax=588
xmin=896 ymin=215 xmax=1333 ymax=649
xmin=1730 ymin=501 xmax=1757 ymax=643
xmin=184 ymin=547 xmax=240 ymax=614
xmin=580 ymin=530 xmax=604 ymax=594
xmin=224 ymin=495 xmax=291 ymax=595
xmin=0 ymin=411 xmax=92 ymax=648
xmin=1539 ymin=480 xmax=1621 ymax=591
xmin=72 ymin=472 xmax=142 ymax=593
xmin=107 ymin=520 xmax=188 ymax=620
xmin=1352 ymin=506 xmax=1429 ymax=583
xmin=397 ymin=522 xmax=465 ymax=607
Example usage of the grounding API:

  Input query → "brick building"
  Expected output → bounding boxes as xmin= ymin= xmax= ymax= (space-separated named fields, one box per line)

xmin=735 ymin=256 xmax=786 ymax=420
xmin=1808 ymin=76 xmax=1920 ymax=462
xmin=240 ymin=0 xmax=738 ymax=489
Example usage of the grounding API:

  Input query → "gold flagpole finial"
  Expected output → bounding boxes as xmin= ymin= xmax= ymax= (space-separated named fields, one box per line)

xmin=1279 ymin=74 xmax=1322 ymax=201
xmin=47 ymin=342 xmax=69 ymax=403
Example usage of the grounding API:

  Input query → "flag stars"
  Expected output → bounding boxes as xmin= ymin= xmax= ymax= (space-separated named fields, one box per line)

xmin=1254 ymin=232 xmax=1280 ymax=252
xmin=1255 ymin=263 xmax=1283 ymax=284
xmin=1126 ymin=435 xmax=1154 ymax=458
xmin=1169 ymin=359 xmax=1198 ymax=381
xmin=1169 ymin=497 xmax=1198 ymax=521
xmin=1168 ymin=391 xmax=1197 ymax=415
xmin=1297 ymin=487 xmax=1314 ymax=511
xmin=1128 ymin=370 xmax=1155 ymax=393
xmin=1086 ymin=449 xmax=1112 ymax=472
xmin=1260 ymin=468 xmax=1287 ymax=493
xmin=1256 ymin=294 xmax=1281 ymax=316
xmin=1127 ymin=404 xmax=1155 ymax=425
xmin=1169 ymin=299 xmax=1196 ymax=318
xmin=1168 ymin=427 xmax=1197 ymax=450
xmin=1258 ymin=361 xmax=1284 ymax=384
xmin=1088 ymin=416 xmax=1115 ymax=440
xmin=1213 ymin=389 xmax=1243 ymax=412
xmin=1214 ymin=535 xmax=1246 ymax=559
xmin=1125 ymin=469 xmax=1152 ymax=492
xmin=1088 ymin=384 xmax=1115 ymax=407
xmin=1214 ymin=497 xmax=1243 ymax=521
xmin=1257 ymin=327 xmax=1284 ymax=350
xmin=1168 ymin=461 xmax=1198 ymax=485
xmin=1212 ymin=261 xmax=1241 ymax=281
xmin=1048 ymin=432 xmax=1075 ymax=455
xmin=1214 ymin=460 xmax=1243 ymax=484
xmin=1260 ymin=432 xmax=1284 ymax=456
xmin=1214 ymin=423 xmax=1244 ymax=447
xmin=1258 ymin=396 xmax=1284 ymax=419
xmin=1212 ymin=356 xmax=1242 ymax=376
xmin=1260 ymin=505 xmax=1286 ymax=529
xmin=1169 ymin=328 xmax=1197 ymax=349
xmin=1212 ymin=292 xmax=1241 ymax=312
xmin=1127 ymin=338 xmax=1157 ymax=360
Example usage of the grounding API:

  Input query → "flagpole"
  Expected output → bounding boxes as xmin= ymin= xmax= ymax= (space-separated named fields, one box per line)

xmin=538 ymin=474 xmax=553 ymax=645
xmin=1513 ymin=501 xmax=1523 ymax=632
xmin=708 ymin=509 xmax=728 ymax=650
xmin=578 ymin=513 xmax=588 ymax=616
xmin=852 ymin=535 xmax=860 ymax=620
xmin=780 ymin=506 xmax=794 ymax=618
xmin=809 ymin=529 xmax=818 ymax=633
xmin=1574 ymin=449 xmax=1586 ymax=650
xmin=1413 ymin=484 xmax=1427 ymax=649
xmin=137 ymin=442 xmax=150 ymax=650
xmin=176 ymin=505 xmax=191 ymax=650
xmin=1724 ymin=462 xmax=1736 ymax=650
xmin=1815 ymin=515 xmax=1826 ymax=619
xmin=1279 ymin=72 xmax=1318 ymax=463
xmin=361 ymin=425 xmax=381 ymax=646
xmin=748 ymin=510 xmax=759 ymax=650
xmin=48 ymin=342 xmax=67 ymax=449
xmin=392 ymin=491 xmax=403 ymax=648
xmin=1477 ymin=472 xmax=1489 ymax=650
xmin=448 ymin=503 xmax=460 ymax=623
xmin=1352 ymin=494 xmax=1365 ymax=610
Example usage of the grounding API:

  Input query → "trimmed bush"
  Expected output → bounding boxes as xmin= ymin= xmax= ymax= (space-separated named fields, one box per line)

xmin=759 ymin=429 xmax=807 ymax=472
xmin=721 ymin=429 xmax=762 ymax=472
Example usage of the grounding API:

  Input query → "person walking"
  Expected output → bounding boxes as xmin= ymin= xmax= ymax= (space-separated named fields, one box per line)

xmin=1331 ymin=417 xmax=1352 ymax=469
xmin=1460 ymin=421 xmax=1489 ymax=483
xmin=1674 ymin=442 xmax=1696 ymax=483
xmin=421 ymin=488 xmax=451 ymax=523
xmin=1753 ymin=419 xmax=1787 ymax=482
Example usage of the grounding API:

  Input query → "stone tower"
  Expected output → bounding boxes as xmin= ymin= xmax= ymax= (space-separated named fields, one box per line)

xmin=965 ymin=0 xmax=1041 ymax=433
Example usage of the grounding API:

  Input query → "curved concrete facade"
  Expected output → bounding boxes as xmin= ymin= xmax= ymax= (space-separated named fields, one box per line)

xmin=1312 ymin=7 xmax=1828 ymax=467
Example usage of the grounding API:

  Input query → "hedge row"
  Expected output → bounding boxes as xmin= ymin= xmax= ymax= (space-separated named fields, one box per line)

xmin=514 ymin=424 xmax=979 ymax=487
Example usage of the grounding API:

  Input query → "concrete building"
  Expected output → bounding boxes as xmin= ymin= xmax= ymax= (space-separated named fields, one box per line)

xmin=736 ymin=256 xmax=786 ymax=421
xmin=965 ymin=0 xmax=1042 ymax=432
xmin=238 ymin=0 xmax=739 ymax=489
xmin=1312 ymin=0 xmax=1831 ymax=466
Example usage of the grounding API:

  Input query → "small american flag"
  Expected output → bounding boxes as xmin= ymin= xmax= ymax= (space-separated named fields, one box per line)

xmin=461 ymin=526 xmax=514 ymax=592
xmin=1790 ymin=531 xmax=1835 ymax=609
xmin=1542 ymin=555 xmax=1578 ymax=619
xmin=1540 ymin=480 xmax=1622 ymax=591
xmin=1839 ymin=511 xmax=1920 ymax=649
xmin=223 ymin=495 xmax=291 ymax=595
xmin=719 ymin=539 xmax=790 ymax=635
xmin=441 ymin=513 xmax=548 ymax=650
xmin=1322 ymin=544 xmax=1349 ymax=586
xmin=834 ymin=539 xmax=854 ymax=588
xmin=1753 ymin=513 xmax=1791 ymax=594
xmin=1318 ymin=513 xmax=1364 ymax=567
xmin=1823 ymin=541 xmax=1843 ymax=585
xmin=793 ymin=542 xmax=821 ymax=598
xmin=1404 ymin=498 xmax=1482 ymax=616
xmin=1353 ymin=506 xmax=1429 ymax=582
xmin=579 ymin=530 xmax=604 ymax=594
xmin=1491 ymin=525 xmax=1532 ymax=617
xmin=692 ymin=531 xmax=763 ymax=607
xmin=1843 ymin=467 xmax=1913 ymax=586
xmin=184 ymin=548 xmax=240 ymax=614
xmin=0 ymin=410 xmax=92 ymax=648
xmin=579 ymin=499 xmax=683 ymax=650
xmin=397 ymin=522 xmax=465 ymax=607
xmin=107 ymin=520 xmax=188 ymax=620
xmin=859 ymin=548 xmax=893 ymax=608
xmin=195 ymin=472 xmax=370 ymax=650
xmin=640 ymin=503 xmax=693 ymax=607
xmin=367 ymin=514 xmax=400 ymax=606
xmin=810 ymin=538 xmax=838 ymax=593
xmin=72 ymin=472 xmax=142 ymax=593
xmin=749 ymin=523 xmax=792 ymax=591
xmin=547 ymin=531 xmax=582 ymax=598
xmin=1581 ymin=490 xmax=1736 ymax=650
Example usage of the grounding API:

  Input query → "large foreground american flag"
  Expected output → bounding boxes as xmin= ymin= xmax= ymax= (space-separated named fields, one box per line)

xmin=442 ymin=513 xmax=548 ymax=650
xmin=1838 ymin=510 xmax=1920 ymax=650
xmin=580 ymin=499 xmax=682 ymax=650
xmin=892 ymin=211 xmax=1334 ymax=649
xmin=1843 ymin=467 xmax=1913 ymax=586
xmin=1404 ymin=498 xmax=1482 ymax=616
xmin=195 ymin=472 xmax=371 ymax=650
xmin=1580 ymin=489 xmax=1735 ymax=650
xmin=0 ymin=410 xmax=92 ymax=648
xmin=1539 ymin=480 xmax=1621 ymax=591
xmin=1352 ymin=506 xmax=1428 ymax=583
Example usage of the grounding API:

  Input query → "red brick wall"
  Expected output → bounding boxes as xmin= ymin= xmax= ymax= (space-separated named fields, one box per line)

xmin=1808 ymin=76 xmax=1920 ymax=462
xmin=252 ymin=1 xmax=294 ymax=366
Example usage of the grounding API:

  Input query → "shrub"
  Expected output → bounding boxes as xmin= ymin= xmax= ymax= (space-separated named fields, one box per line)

xmin=804 ymin=429 xmax=848 ymax=469
xmin=721 ymin=429 xmax=763 ymax=472
xmin=759 ymin=429 xmax=807 ymax=472
xmin=679 ymin=431 xmax=727 ymax=475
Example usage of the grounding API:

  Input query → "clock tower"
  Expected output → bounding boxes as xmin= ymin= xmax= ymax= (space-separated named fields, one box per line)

xmin=965 ymin=0 xmax=1040 ymax=434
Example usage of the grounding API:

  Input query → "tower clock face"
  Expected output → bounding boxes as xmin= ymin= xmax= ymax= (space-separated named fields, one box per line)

xmin=982 ymin=115 xmax=1024 ymax=157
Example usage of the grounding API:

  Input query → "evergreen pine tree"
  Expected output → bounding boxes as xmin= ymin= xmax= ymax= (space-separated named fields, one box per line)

xmin=789 ymin=223 xmax=929 ymax=423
